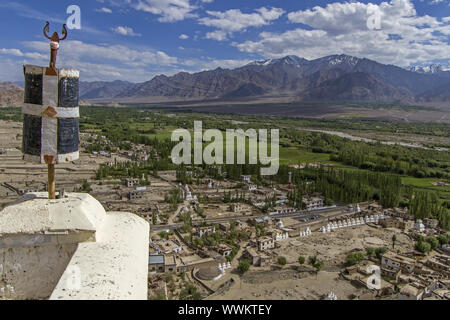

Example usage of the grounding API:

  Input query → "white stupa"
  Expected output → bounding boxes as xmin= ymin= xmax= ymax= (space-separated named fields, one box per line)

xmin=414 ymin=219 xmax=426 ymax=232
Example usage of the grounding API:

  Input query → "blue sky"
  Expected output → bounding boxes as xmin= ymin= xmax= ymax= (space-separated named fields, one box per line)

xmin=0 ymin=0 xmax=448 ymax=82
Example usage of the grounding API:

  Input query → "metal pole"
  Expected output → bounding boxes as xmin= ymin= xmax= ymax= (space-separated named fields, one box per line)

xmin=42 ymin=22 xmax=67 ymax=200
xmin=48 ymin=163 xmax=56 ymax=199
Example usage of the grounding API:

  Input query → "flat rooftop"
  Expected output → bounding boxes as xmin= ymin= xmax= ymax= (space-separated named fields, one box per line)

xmin=383 ymin=251 xmax=415 ymax=265
xmin=149 ymin=254 xmax=164 ymax=265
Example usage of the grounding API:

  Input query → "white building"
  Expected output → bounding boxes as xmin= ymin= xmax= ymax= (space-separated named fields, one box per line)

xmin=257 ymin=237 xmax=275 ymax=251
xmin=303 ymin=197 xmax=324 ymax=211
xmin=197 ymin=226 xmax=216 ymax=237
xmin=125 ymin=178 xmax=139 ymax=187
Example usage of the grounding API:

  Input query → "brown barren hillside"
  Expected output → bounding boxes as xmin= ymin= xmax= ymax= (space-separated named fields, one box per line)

xmin=0 ymin=82 xmax=23 ymax=107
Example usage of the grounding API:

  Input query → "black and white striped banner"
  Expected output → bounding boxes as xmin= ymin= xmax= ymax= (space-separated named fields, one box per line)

xmin=22 ymin=65 xmax=80 ymax=164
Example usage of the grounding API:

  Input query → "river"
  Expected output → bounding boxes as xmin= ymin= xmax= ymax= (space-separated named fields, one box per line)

xmin=301 ymin=129 xmax=448 ymax=152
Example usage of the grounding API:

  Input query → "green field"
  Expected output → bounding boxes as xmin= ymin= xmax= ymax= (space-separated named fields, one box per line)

xmin=279 ymin=147 xmax=331 ymax=164
xmin=402 ymin=176 xmax=450 ymax=196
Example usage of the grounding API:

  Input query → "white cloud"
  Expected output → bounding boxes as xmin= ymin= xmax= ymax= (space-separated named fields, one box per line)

xmin=256 ymin=7 xmax=285 ymax=21
xmin=132 ymin=0 xmax=197 ymax=22
xmin=0 ymin=48 xmax=47 ymax=60
xmin=0 ymin=48 xmax=24 ymax=56
xmin=0 ymin=58 xmax=28 ymax=82
xmin=96 ymin=7 xmax=113 ymax=13
xmin=11 ymin=40 xmax=179 ymax=81
xmin=205 ymin=30 xmax=227 ymax=41
xmin=111 ymin=26 xmax=141 ymax=37
xmin=179 ymin=34 xmax=189 ymax=39
xmin=199 ymin=7 xmax=285 ymax=41
xmin=1 ymin=38 xmax=254 ymax=82
xmin=235 ymin=0 xmax=450 ymax=67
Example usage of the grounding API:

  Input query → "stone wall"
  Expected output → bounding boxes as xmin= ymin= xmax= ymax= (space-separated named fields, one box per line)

xmin=0 ymin=243 xmax=77 ymax=299
xmin=0 ymin=193 xmax=149 ymax=300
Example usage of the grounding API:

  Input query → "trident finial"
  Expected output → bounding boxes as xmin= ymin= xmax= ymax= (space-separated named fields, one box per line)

xmin=43 ymin=21 xmax=68 ymax=69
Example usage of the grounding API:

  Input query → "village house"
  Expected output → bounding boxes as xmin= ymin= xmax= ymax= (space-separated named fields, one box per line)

xmin=244 ymin=247 xmax=272 ymax=267
xmin=125 ymin=178 xmax=139 ymax=187
xmin=254 ymin=216 xmax=272 ymax=225
xmin=379 ymin=218 xmax=406 ymax=230
xmin=274 ymin=197 xmax=288 ymax=205
xmin=341 ymin=260 xmax=395 ymax=293
xmin=178 ymin=256 xmax=217 ymax=273
xmin=257 ymin=236 xmax=275 ymax=251
xmin=216 ymin=244 xmax=233 ymax=257
xmin=137 ymin=153 xmax=149 ymax=162
xmin=149 ymin=241 xmax=163 ymax=254
xmin=429 ymin=288 xmax=450 ymax=300
xmin=424 ymin=255 xmax=450 ymax=276
xmin=303 ymin=196 xmax=324 ymax=211
xmin=152 ymin=239 xmax=183 ymax=255
xmin=398 ymin=283 xmax=425 ymax=300
xmin=381 ymin=251 xmax=416 ymax=275
xmin=381 ymin=266 xmax=401 ymax=280
xmin=230 ymin=203 xmax=244 ymax=213
xmin=384 ymin=208 xmax=412 ymax=220
xmin=149 ymin=254 xmax=165 ymax=272
xmin=423 ymin=218 xmax=439 ymax=229
xmin=218 ymin=222 xmax=231 ymax=231
xmin=149 ymin=254 xmax=191 ymax=273
xmin=196 ymin=225 xmax=216 ymax=237
xmin=241 ymin=175 xmax=252 ymax=183
xmin=128 ymin=190 xmax=144 ymax=200
xmin=367 ymin=203 xmax=382 ymax=211
xmin=234 ymin=220 xmax=246 ymax=230
xmin=164 ymin=255 xmax=177 ymax=273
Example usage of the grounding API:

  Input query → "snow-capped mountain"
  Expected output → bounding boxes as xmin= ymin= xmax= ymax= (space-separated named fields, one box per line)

xmin=246 ymin=55 xmax=308 ymax=68
xmin=77 ymin=54 xmax=450 ymax=103
xmin=409 ymin=64 xmax=445 ymax=74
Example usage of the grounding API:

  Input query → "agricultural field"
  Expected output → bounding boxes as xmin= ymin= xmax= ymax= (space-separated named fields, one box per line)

xmin=0 ymin=105 xmax=448 ymax=227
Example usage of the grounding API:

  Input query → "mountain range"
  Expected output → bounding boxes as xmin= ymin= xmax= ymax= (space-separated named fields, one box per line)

xmin=1 ymin=55 xmax=450 ymax=107
xmin=77 ymin=55 xmax=450 ymax=105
